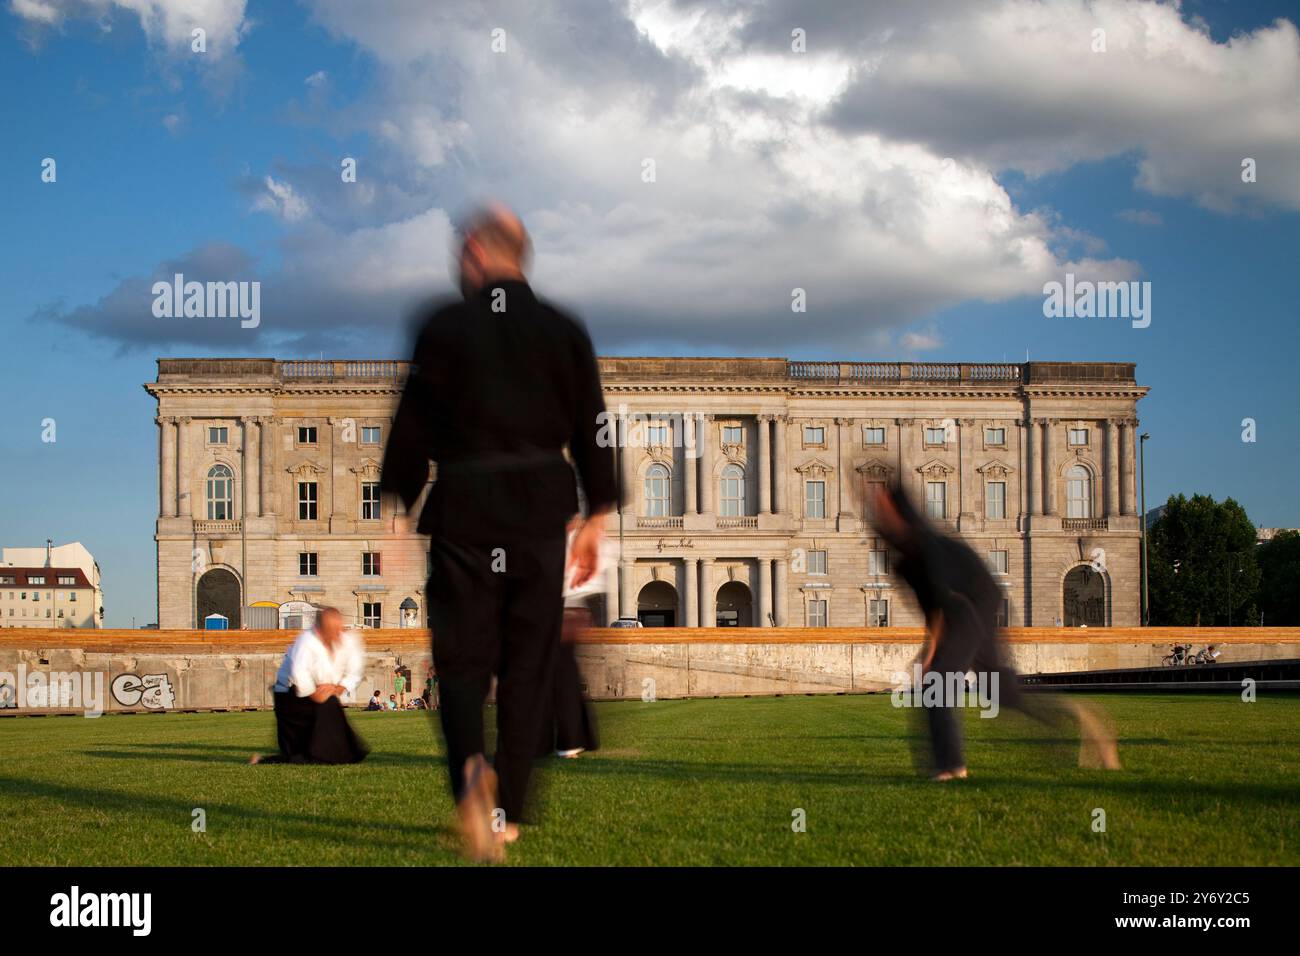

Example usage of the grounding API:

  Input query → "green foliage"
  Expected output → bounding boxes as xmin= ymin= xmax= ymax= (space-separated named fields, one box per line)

xmin=1146 ymin=494 xmax=1260 ymax=626
xmin=1257 ymin=530 xmax=1300 ymax=625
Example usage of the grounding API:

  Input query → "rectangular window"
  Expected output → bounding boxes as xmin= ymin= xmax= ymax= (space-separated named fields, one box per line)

xmin=807 ymin=550 xmax=827 ymax=575
xmin=297 ymin=426 xmax=318 ymax=445
xmin=924 ymin=427 xmax=947 ymax=445
xmin=868 ymin=550 xmax=889 ymax=576
xmin=722 ymin=425 xmax=743 ymax=444
xmin=0 ymin=576 xmax=13 ymax=585
xmin=925 ymin=481 xmax=946 ymax=519
xmin=68 ymin=592 xmax=76 ymax=602
xmin=807 ymin=598 xmax=828 ymax=627
xmin=1068 ymin=428 xmax=1089 ymax=445
xmin=361 ymin=481 xmax=381 ymax=520
xmin=362 ymin=602 xmax=381 ymax=628
xmin=868 ymin=598 xmax=890 ymax=627
xmin=988 ymin=550 xmax=1009 ymax=575
xmin=57 ymin=575 xmax=75 ymax=585
xmin=297 ymin=482 xmax=318 ymax=520
xmin=299 ymin=552 xmax=318 ymax=577
xmin=805 ymin=480 xmax=826 ymax=518
xmin=361 ymin=426 xmax=381 ymax=444
xmin=208 ymin=426 xmax=228 ymax=444
xmin=996 ymin=598 xmax=1010 ymax=628
xmin=362 ymin=552 xmax=382 ymax=576
xmin=804 ymin=426 xmax=825 ymax=445
xmin=646 ymin=424 xmax=669 ymax=445
xmin=985 ymin=427 xmax=1005 ymax=445
xmin=863 ymin=426 xmax=886 ymax=445
xmin=29 ymin=576 xmax=45 ymax=585
xmin=986 ymin=481 xmax=1007 ymax=519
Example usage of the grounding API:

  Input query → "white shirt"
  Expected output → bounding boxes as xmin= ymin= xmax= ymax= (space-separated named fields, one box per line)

xmin=273 ymin=628 xmax=366 ymax=702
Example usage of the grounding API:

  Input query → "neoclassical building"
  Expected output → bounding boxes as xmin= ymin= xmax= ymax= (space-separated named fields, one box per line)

xmin=147 ymin=358 xmax=1146 ymax=630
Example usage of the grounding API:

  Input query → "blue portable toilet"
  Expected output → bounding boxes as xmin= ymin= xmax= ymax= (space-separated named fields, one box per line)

xmin=204 ymin=613 xmax=230 ymax=630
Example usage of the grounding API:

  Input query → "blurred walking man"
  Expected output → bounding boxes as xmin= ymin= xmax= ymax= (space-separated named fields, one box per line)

xmin=382 ymin=204 xmax=617 ymax=861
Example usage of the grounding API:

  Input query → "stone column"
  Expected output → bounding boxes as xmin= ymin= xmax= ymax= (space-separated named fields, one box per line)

xmin=243 ymin=418 xmax=260 ymax=518
xmin=177 ymin=417 xmax=192 ymax=517
xmin=1120 ymin=419 xmax=1137 ymax=515
xmin=683 ymin=557 xmax=699 ymax=626
xmin=698 ymin=415 xmax=714 ymax=515
xmin=700 ymin=558 xmax=715 ymax=627
xmin=259 ymin=416 xmax=277 ymax=516
xmin=159 ymin=417 xmax=177 ymax=518
xmin=618 ymin=560 xmax=635 ymax=620
xmin=605 ymin=557 xmax=620 ymax=625
xmin=758 ymin=558 xmax=773 ymax=627
xmin=1041 ymin=419 xmax=1057 ymax=517
xmin=835 ymin=417 xmax=855 ymax=527
xmin=622 ymin=413 xmax=640 ymax=520
xmin=757 ymin=415 xmax=772 ymax=515
xmin=958 ymin=418 xmax=974 ymax=521
xmin=1017 ymin=419 xmax=1028 ymax=521
xmin=774 ymin=557 xmax=789 ymax=626
xmin=896 ymin=419 xmax=913 ymax=501
xmin=1028 ymin=418 xmax=1043 ymax=515
xmin=1106 ymin=419 xmax=1120 ymax=518
xmin=773 ymin=415 xmax=788 ymax=515
xmin=684 ymin=415 xmax=698 ymax=516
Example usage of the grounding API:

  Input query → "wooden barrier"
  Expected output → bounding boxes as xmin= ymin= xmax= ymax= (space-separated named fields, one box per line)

xmin=1 ymin=626 xmax=1297 ymax=649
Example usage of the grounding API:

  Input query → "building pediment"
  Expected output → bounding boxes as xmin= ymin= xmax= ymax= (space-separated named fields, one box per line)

xmin=350 ymin=457 xmax=383 ymax=479
xmin=856 ymin=459 xmax=893 ymax=480
xmin=915 ymin=458 xmax=955 ymax=479
xmin=795 ymin=457 xmax=835 ymax=478
xmin=976 ymin=458 xmax=1016 ymax=480
xmin=286 ymin=461 xmax=326 ymax=478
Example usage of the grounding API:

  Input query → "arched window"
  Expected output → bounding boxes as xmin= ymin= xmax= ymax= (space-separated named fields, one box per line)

xmin=644 ymin=463 xmax=670 ymax=517
xmin=206 ymin=464 xmax=234 ymax=520
xmin=720 ymin=463 xmax=745 ymax=517
xmin=1065 ymin=464 xmax=1092 ymax=519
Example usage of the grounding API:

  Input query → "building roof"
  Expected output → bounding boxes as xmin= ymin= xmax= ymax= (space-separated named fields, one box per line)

xmin=0 ymin=567 xmax=93 ymax=588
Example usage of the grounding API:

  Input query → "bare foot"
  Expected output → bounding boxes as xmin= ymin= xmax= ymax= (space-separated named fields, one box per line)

xmin=248 ymin=753 xmax=262 ymax=765
xmin=932 ymin=767 xmax=968 ymax=781
xmin=495 ymin=822 xmax=521 ymax=846
xmin=458 ymin=755 xmax=504 ymax=863
xmin=1071 ymin=701 xmax=1122 ymax=770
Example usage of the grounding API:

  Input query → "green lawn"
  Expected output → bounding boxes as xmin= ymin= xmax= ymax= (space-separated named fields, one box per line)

xmin=1 ymin=694 xmax=1296 ymax=866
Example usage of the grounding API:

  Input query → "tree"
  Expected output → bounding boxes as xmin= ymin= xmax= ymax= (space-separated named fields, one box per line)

xmin=1257 ymin=530 xmax=1300 ymax=625
xmin=1147 ymin=494 xmax=1260 ymax=626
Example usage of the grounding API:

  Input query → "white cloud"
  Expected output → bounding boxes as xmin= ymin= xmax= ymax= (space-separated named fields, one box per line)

xmin=252 ymin=176 xmax=311 ymax=223
xmin=10 ymin=0 xmax=249 ymax=59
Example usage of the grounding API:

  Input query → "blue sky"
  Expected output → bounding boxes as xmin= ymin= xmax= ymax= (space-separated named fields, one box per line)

xmin=1 ymin=0 xmax=1297 ymax=626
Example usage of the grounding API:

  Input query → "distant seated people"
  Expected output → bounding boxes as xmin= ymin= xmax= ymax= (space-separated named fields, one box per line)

xmin=387 ymin=694 xmax=399 ymax=711
xmin=250 ymin=607 xmax=369 ymax=765
xmin=406 ymin=696 xmax=426 ymax=710
xmin=366 ymin=690 xmax=384 ymax=711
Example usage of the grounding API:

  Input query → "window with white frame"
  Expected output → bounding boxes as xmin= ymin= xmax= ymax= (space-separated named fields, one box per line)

xmin=807 ymin=598 xmax=828 ymax=627
xmin=57 ymin=575 xmax=75 ymax=585
xmin=863 ymin=426 xmax=885 ymax=445
xmin=206 ymin=464 xmax=234 ymax=520
xmin=868 ymin=598 xmax=889 ymax=627
xmin=868 ymin=550 xmax=889 ymax=576
xmin=807 ymin=550 xmax=827 ymax=575
xmin=299 ymin=552 xmax=318 ymax=577
xmin=720 ymin=464 xmax=745 ymax=516
xmin=1066 ymin=465 xmax=1092 ymax=518
xmin=924 ymin=427 xmax=947 ymax=445
xmin=925 ymin=481 xmax=946 ymax=519
xmin=986 ymin=480 xmax=1007 ymax=519
xmin=721 ymin=425 xmax=743 ymax=444
xmin=646 ymin=423 xmax=669 ymax=445
xmin=988 ymin=550 xmax=1008 ymax=575
xmin=208 ymin=426 xmax=229 ymax=444
xmin=362 ymin=552 xmax=382 ymax=576
xmin=985 ymin=427 xmax=1005 ymax=445
xmin=362 ymin=602 xmax=381 ymax=628
xmin=297 ymin=426 xmax=318 ymax=445
xmin=297 ymin=481 xmax=318 ymax=520
xmin=805 ymin=480 xmax=826 ymax=518
xmin=361 ymin=481 xmax=381 ymax=520
xmin=803 ymin=426 xmax=825 ymax=446
xmin=361 ymin=425 xmax=381 ymax=444
xmin=1068 ymin=428 xmax=1089 ymax=446
xmin=644 ymin=463 xmax=670 ymax=517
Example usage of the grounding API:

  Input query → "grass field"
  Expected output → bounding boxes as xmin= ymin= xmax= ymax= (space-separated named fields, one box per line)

xmin=1 ymin=693 xmax=1297 ymax=866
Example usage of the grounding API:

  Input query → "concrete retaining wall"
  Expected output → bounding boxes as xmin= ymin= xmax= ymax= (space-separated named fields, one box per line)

xmin=0 ymin=628 xmax=1296 ymax=714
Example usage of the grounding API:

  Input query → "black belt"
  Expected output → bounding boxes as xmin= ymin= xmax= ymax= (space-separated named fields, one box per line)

xmin=436 ymin=449 xmax=568 ymax=475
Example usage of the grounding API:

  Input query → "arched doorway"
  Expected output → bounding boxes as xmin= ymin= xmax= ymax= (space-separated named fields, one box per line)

xmin=637 ymin=580 xmax=679 ymax=627
xmin=196 ymin=567 xmax=242 ymax=629
xmin=1062 ymin=564 xmax=1106 ymax=626
xmin=716 ymin=581 xmax=753 ymax=627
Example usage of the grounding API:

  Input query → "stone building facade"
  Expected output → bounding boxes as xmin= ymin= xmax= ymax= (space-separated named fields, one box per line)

xmin=147 ymin=358 xmax=1146 ymax=630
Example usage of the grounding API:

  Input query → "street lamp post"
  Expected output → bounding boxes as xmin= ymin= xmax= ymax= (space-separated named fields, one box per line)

xmin=1139 ymin=432 xmax=1150 ymax=626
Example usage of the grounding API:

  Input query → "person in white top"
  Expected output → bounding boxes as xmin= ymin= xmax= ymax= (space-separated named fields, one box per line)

xmin=250 ymin=607 xmax=369 ymax=765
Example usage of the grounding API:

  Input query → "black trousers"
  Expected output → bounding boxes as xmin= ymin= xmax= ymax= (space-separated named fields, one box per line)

xmin=265 ymin=691 xmax=368 ymax=765
xmin=538 ymin=609 xmax=599 ymax=755
xmin=427 ymin=534 xmax=566 ymax=822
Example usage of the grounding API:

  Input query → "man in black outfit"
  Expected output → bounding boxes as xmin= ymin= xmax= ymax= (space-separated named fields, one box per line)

xmin=871 ymin=483 xmax=1120 ymax=779
xmin=381 ymin=203 xmax=617 ymax=860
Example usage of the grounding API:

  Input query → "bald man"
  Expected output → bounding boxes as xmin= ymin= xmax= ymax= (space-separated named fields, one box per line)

xmin=382 ymin=204 xmax=618 ymax=861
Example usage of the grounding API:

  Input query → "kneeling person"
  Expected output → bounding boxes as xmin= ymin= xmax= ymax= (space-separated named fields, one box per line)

xmin=251 ymin=607 xmax=369 ymax=765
